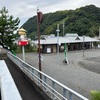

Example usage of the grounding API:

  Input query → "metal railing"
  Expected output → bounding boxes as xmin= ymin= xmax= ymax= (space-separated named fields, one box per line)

xmin=8 ymin=52 xmax=89 ymax=100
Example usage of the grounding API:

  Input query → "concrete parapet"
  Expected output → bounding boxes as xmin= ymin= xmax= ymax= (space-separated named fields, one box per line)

xmin=0 ymin=60 xmax=22 ymax=100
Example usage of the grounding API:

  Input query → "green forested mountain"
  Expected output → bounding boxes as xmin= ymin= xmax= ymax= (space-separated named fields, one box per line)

xmin=21 ymin=5 xmax=100 ymax=39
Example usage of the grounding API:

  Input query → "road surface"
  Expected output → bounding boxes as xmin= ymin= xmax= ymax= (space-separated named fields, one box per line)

xmin=17 ymin=49 xmax=100 ymax=98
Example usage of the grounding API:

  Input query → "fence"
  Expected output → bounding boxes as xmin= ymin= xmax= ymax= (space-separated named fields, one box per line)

xmin=8 ymin=52 xmax=89 ymax=100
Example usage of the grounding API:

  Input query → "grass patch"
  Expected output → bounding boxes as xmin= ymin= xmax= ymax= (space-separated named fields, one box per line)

xmin=90 ymin=90 xmax=100 ymax=100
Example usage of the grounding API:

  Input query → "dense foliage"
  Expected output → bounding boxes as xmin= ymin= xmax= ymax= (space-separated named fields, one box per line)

xmin=0 ymin=7 xmax=20 ymax=51
xmin=22 ymin=5 xmax=100 ymax=39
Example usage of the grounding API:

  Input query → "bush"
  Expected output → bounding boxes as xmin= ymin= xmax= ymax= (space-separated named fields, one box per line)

xmin=90 ymin=90 xmax=100 ymax=100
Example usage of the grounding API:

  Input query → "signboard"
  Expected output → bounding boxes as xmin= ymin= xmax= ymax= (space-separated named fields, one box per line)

xmin=47 ymin=48 xmax=51 ymax=53
xmin=18 ymin=40 xmax=28 ymax=46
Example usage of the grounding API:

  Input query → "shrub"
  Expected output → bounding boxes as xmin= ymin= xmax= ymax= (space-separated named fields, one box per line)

xmin=90 ymin=90 xmax=100 ymax=100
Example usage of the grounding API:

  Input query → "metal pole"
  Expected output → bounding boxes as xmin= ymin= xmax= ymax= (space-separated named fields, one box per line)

xmin=64 ymin=43 xmax=67 ymax=63
xmin=83 ymin=35 xmax=85 ymax=57
xmin=64 ymin=43 xmax=69 ymax=64
xmin=22 ymin=46 xmax=25 ymax=61
xmin=37 ymin=9 xmax=42 ymax=80
xmin=56 ymin=24 xmax=60 ymax=66
xmin=99 ymin=27 xmax=100 ymax=38
xmin=38 ymin=23 xmax=41 ymax=72
xmin=37 ymin=13 xmax=41 ymax=72
xmin=63 ymin=20 xmax=65 ymax=36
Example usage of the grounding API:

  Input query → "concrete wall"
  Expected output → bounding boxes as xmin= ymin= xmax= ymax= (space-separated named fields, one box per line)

xmin=0 ymin=60 xmax=22 ymax=100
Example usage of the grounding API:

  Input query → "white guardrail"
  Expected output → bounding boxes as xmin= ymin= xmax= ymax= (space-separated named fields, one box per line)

xmin=8 ymin=52 xmax=89 ymax=100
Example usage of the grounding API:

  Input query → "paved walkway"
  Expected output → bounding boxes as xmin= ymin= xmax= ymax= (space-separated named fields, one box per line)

xmin=17 ymin=49 xmax=100 ymax=99
xmin=5 ymin=58 xmax=45 ymax=100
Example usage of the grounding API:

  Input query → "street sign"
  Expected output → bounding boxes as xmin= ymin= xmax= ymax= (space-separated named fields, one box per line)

xmin=18 ymin=40 xmax=28 ymax=46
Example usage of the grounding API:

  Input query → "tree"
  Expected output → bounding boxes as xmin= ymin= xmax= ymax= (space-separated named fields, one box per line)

xmin=0 ymin=7 xmax=20 ymax=51
xmin=21 ymin=5 xmax=100 ymax=38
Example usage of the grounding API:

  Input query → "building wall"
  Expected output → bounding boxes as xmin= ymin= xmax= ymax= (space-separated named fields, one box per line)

xmin=41 ymin=42 xmax=92 ymax=53
xmin=42 ymin=45 xmax=52 ymax=53
xmin=51 ymin=45 xmax=56 ymax=53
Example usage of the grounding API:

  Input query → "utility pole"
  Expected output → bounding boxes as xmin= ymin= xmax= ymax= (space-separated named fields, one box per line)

xmin=83 ymin=35 xmax=85 ymax=57
xmin=56 ymin=24 xmax=60 ymax=66
xmin=99 ymin=27 xmax=100 ymax=39
xmin=62 ymin=20 xmax=65 ymax=36
xmin=37 ymin=8 xmax=43 ymax=78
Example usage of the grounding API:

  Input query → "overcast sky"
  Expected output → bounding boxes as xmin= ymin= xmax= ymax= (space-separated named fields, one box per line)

xmin=0 ymin=0 xmax=100 ymax=27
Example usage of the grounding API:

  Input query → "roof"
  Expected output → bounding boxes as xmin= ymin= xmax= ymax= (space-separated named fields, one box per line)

xmin=65 ymin=33 xmax=78 ymax=37
xmin=32 ymin=35 xmax=99 ymax=45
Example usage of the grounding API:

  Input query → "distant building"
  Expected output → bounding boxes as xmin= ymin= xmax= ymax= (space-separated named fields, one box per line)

xmin=32 ymin=34 xmax=99 ymax=53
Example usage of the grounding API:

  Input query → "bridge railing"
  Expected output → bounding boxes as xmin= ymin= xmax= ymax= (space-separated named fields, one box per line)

xmin=8 ymin=52 xmax=89 ymax=100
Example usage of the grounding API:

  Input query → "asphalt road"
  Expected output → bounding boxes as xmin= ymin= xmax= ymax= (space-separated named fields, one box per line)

xmin=17 ymin=49 xmax=100 ymax=98
xmin=5 ymin=58 xmax=45 ymax=100
xmin=79 ymin=56 xmax=100 ymax=74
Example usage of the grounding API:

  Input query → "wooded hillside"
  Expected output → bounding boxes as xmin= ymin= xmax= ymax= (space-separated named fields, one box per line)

xmin=21 ymin=5 xmax=100 ymax=39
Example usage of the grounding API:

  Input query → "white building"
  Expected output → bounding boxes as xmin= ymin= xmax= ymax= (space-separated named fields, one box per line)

xmin=32 ymin=34 xmax=99 ymax=53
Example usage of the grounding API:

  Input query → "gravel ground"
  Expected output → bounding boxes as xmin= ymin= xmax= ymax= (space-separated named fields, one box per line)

xmin=17 ymin=49 xmax=100 ymax=99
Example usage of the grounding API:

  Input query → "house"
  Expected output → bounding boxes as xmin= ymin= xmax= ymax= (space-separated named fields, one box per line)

xmin=32 ymin=34 xmax=99 ymax=53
